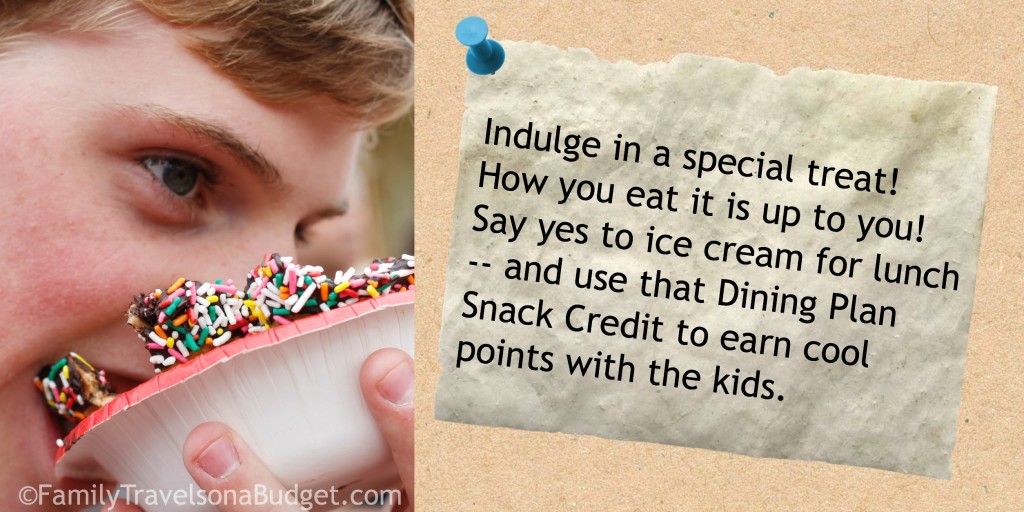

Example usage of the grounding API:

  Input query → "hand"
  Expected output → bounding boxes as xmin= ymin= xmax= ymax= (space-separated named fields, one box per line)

xmin=110 ymin=348 xmax=414 ymax=511
xmin=358 ymin=348 xmax=414 ymax=510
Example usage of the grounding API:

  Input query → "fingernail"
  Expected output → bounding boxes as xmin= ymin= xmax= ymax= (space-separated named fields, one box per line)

xmin=376 ymin=360 xmax=414 ymax=406
xmin=195 ymin=436 xmax=239 ymax=479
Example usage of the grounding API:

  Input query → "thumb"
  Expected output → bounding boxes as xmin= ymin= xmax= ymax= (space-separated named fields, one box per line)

xmin=182 ymin=422 xmax=305 ymax=512
xmin=360 ymin=348 xmax=414 ymax=506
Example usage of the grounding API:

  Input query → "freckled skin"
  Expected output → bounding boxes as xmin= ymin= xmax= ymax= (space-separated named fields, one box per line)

xmin=0 ymin=13 xmax=358 ymax=506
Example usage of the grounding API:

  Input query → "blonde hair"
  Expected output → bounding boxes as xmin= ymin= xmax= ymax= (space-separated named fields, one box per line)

xmin=0 ymin=0 xmax=413 ymax=126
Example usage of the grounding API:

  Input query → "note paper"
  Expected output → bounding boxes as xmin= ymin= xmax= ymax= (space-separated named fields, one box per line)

xmin=435 ymin=41 xmax=996 ymax=478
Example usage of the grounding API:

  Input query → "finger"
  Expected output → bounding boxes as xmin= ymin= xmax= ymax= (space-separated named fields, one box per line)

xmin=182 ymin=422 xmax=304 ymax=512
xmin=359 ymin=348 xmax=414 ymax=504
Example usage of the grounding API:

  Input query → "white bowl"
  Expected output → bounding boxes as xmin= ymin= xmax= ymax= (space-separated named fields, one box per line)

xmin=55 ymin=292 xmax=414 ymax=511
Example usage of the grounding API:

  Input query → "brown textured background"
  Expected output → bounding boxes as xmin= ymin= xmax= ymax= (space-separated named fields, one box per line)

xmin=414 ymin=1 xmax=1023 ymax=509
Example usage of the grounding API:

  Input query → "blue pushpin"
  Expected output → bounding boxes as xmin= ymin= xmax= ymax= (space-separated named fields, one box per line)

xmin=456 ymin=16 xmax=505 ymax=75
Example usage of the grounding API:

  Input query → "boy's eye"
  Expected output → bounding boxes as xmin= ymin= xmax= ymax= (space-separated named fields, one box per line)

xmin=141 ymin=156 xmax=203 ymax=196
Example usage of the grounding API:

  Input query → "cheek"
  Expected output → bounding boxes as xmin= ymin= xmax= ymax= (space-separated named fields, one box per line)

xmin=0 ymin=228 xmax=152 ymax=380
xmin=3 ymin=190 xmax=140 ymax=320
xmin=9 ymin=226 xmax=158 ymax=336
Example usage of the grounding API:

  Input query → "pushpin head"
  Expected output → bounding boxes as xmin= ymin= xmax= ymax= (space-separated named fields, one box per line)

xmin=456 ymin=16 xmax=505 ymax=75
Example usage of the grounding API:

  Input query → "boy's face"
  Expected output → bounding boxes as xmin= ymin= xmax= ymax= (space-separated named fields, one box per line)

xmin=0 ymin=14 xmax=358 ymax=491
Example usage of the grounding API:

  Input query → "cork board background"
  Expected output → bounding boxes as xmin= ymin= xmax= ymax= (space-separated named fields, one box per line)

xmin=414 ymin=1 xmax=1024 ymax=509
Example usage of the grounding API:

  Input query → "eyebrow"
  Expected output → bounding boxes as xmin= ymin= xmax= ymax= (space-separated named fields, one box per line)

xmin=108 ymin=103 xmax=289 ymax=192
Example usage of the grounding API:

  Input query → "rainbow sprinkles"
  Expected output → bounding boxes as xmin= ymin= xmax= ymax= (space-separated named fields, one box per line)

xmin=34 ymin=352 xmax=116 ymax=427
xmin=127 ymin=253 xmax=415 ymax=373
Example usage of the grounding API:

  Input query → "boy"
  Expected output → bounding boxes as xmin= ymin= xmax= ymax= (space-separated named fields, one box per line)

xmin=0 ymin=1 xmax=414 ymax=509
